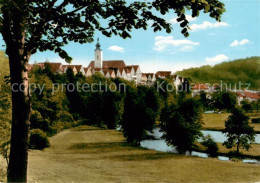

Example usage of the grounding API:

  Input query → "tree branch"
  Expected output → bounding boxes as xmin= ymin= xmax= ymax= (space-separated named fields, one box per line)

xmin=1 ymin=8 xmax=13 ymax=49
xmin=55 ymin=0 xmax=70 ymax=11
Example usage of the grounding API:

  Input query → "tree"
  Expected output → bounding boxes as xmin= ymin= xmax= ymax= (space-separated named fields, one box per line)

xmin=0 ymin=0 xmax=225 ymax=181
xmin=161 ymin=98 xmax=203 ymax=154
xmin=251 ymin=100 xmax=259 ymax=113
xmin=121 ymin=86 xmax=160 ymax=146
xmin=199 ymin=91 xmax=211 ymax=111
xmin=65 ymin=68 xmax=85 ymax=118
xmin=201 ymin=135 xmax=218 ymax=157
xmin=221 ymin=92 xmax=237 ymax=111
xmin=103 ymin=90 xmax=124 ymax=129
xmin=223 ymin=108 xmax=256 ymax=154
xmin=212 ymin=91 xmax=237 ymax=111
xmin=241 ymin=100 xmax=252 ymax=113
xmin=30 ymin=69 xmax=73 ymax=134
xmin=0 ymin=51 xmax=11 ymax=177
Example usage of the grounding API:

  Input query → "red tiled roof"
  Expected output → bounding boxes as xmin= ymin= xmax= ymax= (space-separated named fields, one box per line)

xmin=244 ymin=92 xmax=260 ymax=100
xmin=93 ymin=68 xmax=102 ymax=72
xmin=88 ymin=60 xmax=126 ymax=69
xmin=63 ymin=65 xmax=82 ymax=72
xmin=172 ymin=75 xmax=177 ymax=80
xmin=119 ymin=68 xmax=125 ymax=75
xmin=102 ymin=69 xmax=108 ymax=75
xmin=155 ymin=71 xmax=171 ymax=77
xmin=127 ymin=65 xmax=139 ymax=72
xmin=29 ymin=62 xmax=61 ymax=72
xmin=236 ymin=92 xmax=244 ymax=98
xmin=63 ymin=65 xmax=76 ymax=71
xmin=125 ymin=68 xmax=132 ymax=74
xmin=108 ymin=69 xmax=115 ymax=75
xmin=45 ymin=62 xmax=62 ymax=72
xmin=84 ymin=67 xmax=91 ymax=73
xmin=192 ymin=83 xmax=209 ymax=90
xmin=143 ymin=73 xmax=154 ymax=78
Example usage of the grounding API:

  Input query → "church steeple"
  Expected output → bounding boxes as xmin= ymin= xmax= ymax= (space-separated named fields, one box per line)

xmin=96 ymin=38 xmax=101 ymax=50
xmin=94 ymin=38 xmax=103 ymax=68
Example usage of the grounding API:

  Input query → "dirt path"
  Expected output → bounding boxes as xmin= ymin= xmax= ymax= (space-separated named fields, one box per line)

xmin=27 ymin=125 xmax=260 ymax=183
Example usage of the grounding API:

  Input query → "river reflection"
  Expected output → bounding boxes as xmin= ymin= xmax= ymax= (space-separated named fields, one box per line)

xmin=149 ymin=128 xmax=260 ymax=144
xmin=141 ymin=128 xmax=260 ymax=164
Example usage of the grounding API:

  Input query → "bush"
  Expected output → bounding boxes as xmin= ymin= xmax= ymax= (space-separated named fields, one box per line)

xmin=29 ymin=129 xmax=50 ymax=150
xmin=252 ymin=118 xmax=260 ymax=123
xmin=30 ymin=110 xmax=51 ymax=132
xmin=201 ymin=135 xmax=219 ymax=157
xmin=57 ymin=111 xmax=74 ymax=123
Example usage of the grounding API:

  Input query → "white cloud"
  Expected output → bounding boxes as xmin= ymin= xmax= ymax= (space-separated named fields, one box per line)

xmin=154 ymin=36 xmax=199 ymax=52
xmin=108 ymin=45 xmax=124 ymax=53
xmin=205 ymin=54 xmax=228 ymax=64
xmin=190 ymin=21 xmax=229 ymax=31
xmin=168 ymin=15 xmax=197 ymax=24
xmin=230 ymin=39 xmax=249 ymax=47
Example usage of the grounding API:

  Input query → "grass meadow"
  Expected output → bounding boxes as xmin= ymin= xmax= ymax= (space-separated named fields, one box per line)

xmin=5 ymin=126 xmax=258 ymax=182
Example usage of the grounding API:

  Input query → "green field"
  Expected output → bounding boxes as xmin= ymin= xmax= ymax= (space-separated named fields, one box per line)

xmin=1 ymin=125 xmax=260 ymax=183
xmin=202 ymin=113 xmax=260 ymax=132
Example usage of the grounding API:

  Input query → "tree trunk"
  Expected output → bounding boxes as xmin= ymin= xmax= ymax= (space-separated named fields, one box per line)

xmin=236 ymin=143 xmax=239 ymax=154
xmin=237 ymin=135 xmax=240 ymax=154
xmin=7 ymin=52 xmax=31 ymax=183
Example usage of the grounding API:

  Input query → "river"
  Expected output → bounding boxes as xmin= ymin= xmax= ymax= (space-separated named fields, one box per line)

xmin=140 ymin=128 xmax=260 ymax=164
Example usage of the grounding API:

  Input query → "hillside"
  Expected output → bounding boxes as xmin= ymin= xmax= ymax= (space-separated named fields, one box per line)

xmin=175 ymin=57 xmax=260 ymax=90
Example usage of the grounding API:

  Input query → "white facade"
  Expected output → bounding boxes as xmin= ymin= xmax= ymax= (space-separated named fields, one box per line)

xmin=135 ymin=67 xmax=142 ymax=83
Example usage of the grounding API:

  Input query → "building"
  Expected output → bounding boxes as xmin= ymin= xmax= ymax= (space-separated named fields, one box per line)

xmin=28 ymin=39 xmax=186 ymax=87
xmin=155 ymin=71 xmax=171 ymax=79
xmin=191 ymin=83 xmax=211 ymax=97
xmin=142 ymin=73 xmax=156 ymax=84
xmin=88 ymin=39 xmax=142 ymax=83
xmin=236 ymin=90 xmax=260 ymax=105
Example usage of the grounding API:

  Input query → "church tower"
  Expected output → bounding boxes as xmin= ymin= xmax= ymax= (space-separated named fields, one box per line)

xmin=94 ymin=38 xmax=103 ymax=68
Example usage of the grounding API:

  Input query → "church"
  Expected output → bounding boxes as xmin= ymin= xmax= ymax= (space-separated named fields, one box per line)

xmin=87 ymin=38 xmax=143 ymax=83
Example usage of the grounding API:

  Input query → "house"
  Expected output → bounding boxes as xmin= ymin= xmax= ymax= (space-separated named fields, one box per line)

xmin=63 ymin=65 xmax=85 ymax=75
xmin=155 ymin=71 xmax=171 ymax=79
xmin=236 ymin=91 xmax=260 ymax=105
xmin=191 ymin=83 xmax=211 ymax=97
xmin=142 ymin=73 xmax=156 ymax=84
xmin=244 ymin=91 xmax=260 ymax=102
xmin=236 ymin=92 xmax=245 ymax=105
xmin=92 ymin=68 xmax=104 ymax=76
xmin=119 ymin=68 xmax=127 ymax=80
xmin=84 ymin=67 xmax=92 ymax=77
xmin=173 ymin=75 xmax=182 ymax=90
xmin=108 ymin=69 xmax=116 ymax=78
xmin=141 ymin=74 xmax=148 ymax=83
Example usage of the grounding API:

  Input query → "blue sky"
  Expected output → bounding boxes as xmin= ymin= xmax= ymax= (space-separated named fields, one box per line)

xmin=29 ymin=0 xmax=260 ymax=73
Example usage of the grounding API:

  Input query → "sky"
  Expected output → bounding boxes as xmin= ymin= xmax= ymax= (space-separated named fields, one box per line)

xmin=28 ymin=0 xmax=260 ymax=73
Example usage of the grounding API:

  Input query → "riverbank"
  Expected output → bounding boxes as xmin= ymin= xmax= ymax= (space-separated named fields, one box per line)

xmin=202 ymin=113 xmax=260 ymax=133
xmin=194 ymin=142 xmax=260 ymax=161
xmin=26 ymin=125 xmax=260 ymax=183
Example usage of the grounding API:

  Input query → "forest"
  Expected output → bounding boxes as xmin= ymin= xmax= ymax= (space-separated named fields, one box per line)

xmin=176 ymin=57 xmax=260 ymax=90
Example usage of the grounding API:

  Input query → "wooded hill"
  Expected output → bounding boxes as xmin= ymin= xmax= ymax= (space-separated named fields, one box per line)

xmin=175 ymin=57 xmax=260 ymax=90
